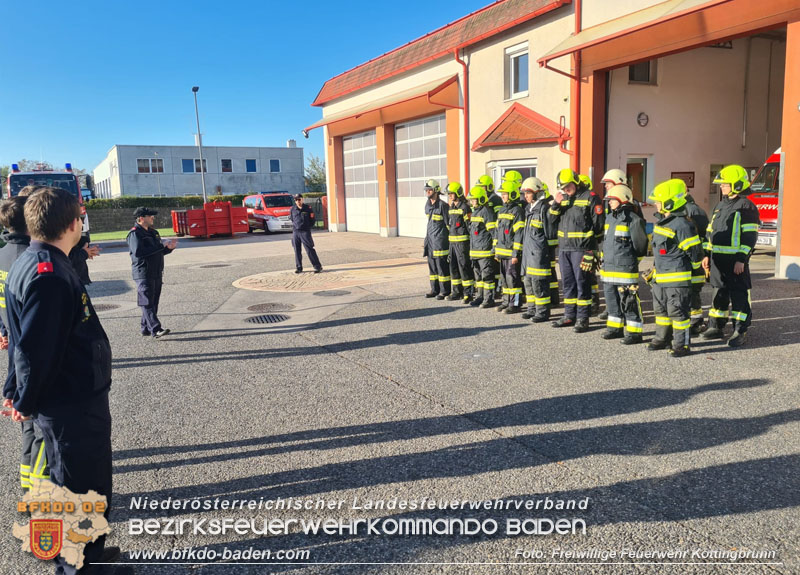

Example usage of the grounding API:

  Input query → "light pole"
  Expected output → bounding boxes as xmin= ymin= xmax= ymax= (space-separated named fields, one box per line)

xmin=192 ymin=86 xmax=208 ymax=203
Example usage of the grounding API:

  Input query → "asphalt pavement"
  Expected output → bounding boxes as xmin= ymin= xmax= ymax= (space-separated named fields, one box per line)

xmin=0 ymin=230 xmax=797 ymax=575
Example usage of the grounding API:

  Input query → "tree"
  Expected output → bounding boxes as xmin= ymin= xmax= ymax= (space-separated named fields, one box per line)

xmin=304 ymin=154 xmax=327 ymax=194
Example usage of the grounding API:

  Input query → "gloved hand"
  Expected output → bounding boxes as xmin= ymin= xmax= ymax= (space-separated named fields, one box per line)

xmin=642 ymin=268 xmax=655 ymax=284
xmin=593 ymin=252 xmax=603 ymax=273
xmin=580 ymin=251 xmax=594 ymax=272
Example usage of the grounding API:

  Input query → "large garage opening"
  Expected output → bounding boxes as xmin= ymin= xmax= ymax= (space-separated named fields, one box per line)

xmin=395 ymin=114 xmax=447 ymax=238
xmin=343 ymin=131 xmax=380 ymax=234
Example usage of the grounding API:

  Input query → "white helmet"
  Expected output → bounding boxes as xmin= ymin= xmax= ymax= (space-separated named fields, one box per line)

xmin=521 ymin=177 xmax=544 ymax=193
xmin=601 ymin=169 xmax=627 ymax=186
xmin=605 ymin=184 xmax=633 ymax=204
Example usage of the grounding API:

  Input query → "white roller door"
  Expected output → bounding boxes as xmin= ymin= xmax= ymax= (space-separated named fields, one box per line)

xmin=395 ymin=115 xmax=447 ymax=238
xmin=343 ymin=131 xmax=379 ymax=234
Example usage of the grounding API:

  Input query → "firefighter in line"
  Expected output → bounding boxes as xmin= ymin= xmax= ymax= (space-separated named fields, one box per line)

xmin=466 ymin=185 xmax=497 ymax=308
xmin=684 ymin=192 xmax=710 ymax=334
xmin=423 ymin=179 xmax=451 ymax=300
xmin=550 ymin=169 xmax=604 ymax=332
xmin=494 ymin=173 xmax=526 ymax=313
xmin=601 ymin=169 xmax=645 ymax=218
xmin=542 ymin=182 xmax=560 ymax=308
xmin=476 ymin=175 xmax=503 ymax=297
xmin=446 ymin=182 xmax=473 ymax=303
xmin=520 ymin=177 xmax=558 ymax=322
xmin=701 ymin=165 xmax=760 ymax=347
xmin=579 ymin=174 xmax=604 ymax=316
xmin=599 ymin=184 xmax=648 ymax=344
xmin=646 ymin=179 xmax=704 ymax=357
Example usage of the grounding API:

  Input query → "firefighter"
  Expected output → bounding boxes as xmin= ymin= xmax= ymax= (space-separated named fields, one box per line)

xmin=684 ymin=192 xmax=710 ymax=334
xmin=520 ymin=177 xmax=558 ymax=322
xmin=542 ymin=182 xmax=560 ymax=308
xmin=476 ymin=175 xmax=503 ymax=296
xmin=466 ymin=185 xmax=497 ymax=308
xmin=701 ymin=165 xmax=760 ymax=347
xmin=647 ymin=179 xmax=704 ymax=357
xmin=579 ymin=174 xmax=604 ymax=316
xmin=550 ymin=169 xmax=604 ymax=332
xmin=423 ymin=179 xmax=450 ymax=300
xmin=446 ymin=182 xmax=473 ymax=303
xmin=601 ymin=168 xmax=645 ymax=218
xmin=600 ymin=184 xmax=648 ymax=344
xmin=494 ymin=174 xmax=526 ymax=313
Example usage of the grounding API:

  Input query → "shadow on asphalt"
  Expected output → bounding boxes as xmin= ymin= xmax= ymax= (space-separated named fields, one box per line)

xmin=86 ymin=279 xmax=132 ymax=297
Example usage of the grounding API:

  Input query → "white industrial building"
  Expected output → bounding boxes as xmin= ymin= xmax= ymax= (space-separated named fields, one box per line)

xmin=92 ymin=143 xmax=304 ymax=198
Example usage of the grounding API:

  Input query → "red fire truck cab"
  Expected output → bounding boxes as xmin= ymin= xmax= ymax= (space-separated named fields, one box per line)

xmin=748 ymin=149 xmax=781 ymax=248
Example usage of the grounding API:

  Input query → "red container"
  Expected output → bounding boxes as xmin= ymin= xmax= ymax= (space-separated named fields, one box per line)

xmin=172 ymin=201 xmax=248 ymax=238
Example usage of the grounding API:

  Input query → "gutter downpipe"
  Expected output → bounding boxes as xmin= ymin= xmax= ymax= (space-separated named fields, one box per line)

xmin=571 ymin=0 xmax=582 ymax=171
xmin=454 ymin=48 xmax=470 ymax=186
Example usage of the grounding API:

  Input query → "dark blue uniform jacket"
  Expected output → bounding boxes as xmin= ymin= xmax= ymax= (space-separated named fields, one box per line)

xmin=290 ymin=204 xmax=315 ymax=231
xmin=4 ymin=241 xmax=111 ymax=416
xmin=126 ymin=224 xmax=173 ymax=281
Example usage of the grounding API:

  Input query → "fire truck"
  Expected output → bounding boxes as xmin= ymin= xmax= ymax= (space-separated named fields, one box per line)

xmin=5 ymin=163 xmax=90 ymax=238
xmin=748 ymin=149 xmax=781 ymax=248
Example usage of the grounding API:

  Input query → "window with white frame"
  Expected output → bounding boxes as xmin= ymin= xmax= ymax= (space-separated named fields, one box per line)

xmin=245 ymin=159 xmax=257 ymax=173
xmin=505 ymin=42 xmax=529 ymax=100
xmin=487 ymin=159 xmax=538 ymax=189
xmin=137 ymin=159 xmax=150 ymax=173
xmin=221 ymin=159 xmax=233 ymax=173
xmin=138 ymin=158 xmax=164 ymax=173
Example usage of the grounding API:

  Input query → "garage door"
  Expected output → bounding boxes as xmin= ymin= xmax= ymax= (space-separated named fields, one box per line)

xmin=395 ymin=115 xmax=447 ymax=238
xmin=343 ymin=131 xmax=380 ymax=234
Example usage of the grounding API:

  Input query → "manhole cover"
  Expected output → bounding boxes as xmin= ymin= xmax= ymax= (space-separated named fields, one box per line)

xmin=244 ymin=314 xmax=290 ymax=324
xmin=247 ymin=303 xmax=295 ymax=312
xmin=313 ymin=290 xmax=351 ymax=297
xmin=93 ymin=304 xmax=121 ymax=312
xmin=200 ymin=264 xmax=232 ymax=269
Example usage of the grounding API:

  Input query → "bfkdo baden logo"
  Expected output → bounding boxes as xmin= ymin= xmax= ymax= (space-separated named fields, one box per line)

xmin=30 ymin=519 xmax=63 ymax=560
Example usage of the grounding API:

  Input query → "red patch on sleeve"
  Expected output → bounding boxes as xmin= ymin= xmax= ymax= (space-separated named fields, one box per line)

xmin=37 ymin=262 xmax=53 ymax=273
xmin=504 ymin=229 xmax=509 ymax=234
xmin=456 ymin=222 xmax=460 ymax=227
xmin=595 ymin=205 xmax=603 ymax=215
xmin=475 ymin=231 xmax=479 ymax=235
xmin=659 ymin=249 xmax=667 ymax=255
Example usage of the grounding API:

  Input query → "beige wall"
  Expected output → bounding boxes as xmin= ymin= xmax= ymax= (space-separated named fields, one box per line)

xmin=467 ymin=10 xmax=573 ymax=187
xmin=607 ymin=37 xmax=786 ymax=214
xmin=581 ymin=0 xmax=663 ymax=30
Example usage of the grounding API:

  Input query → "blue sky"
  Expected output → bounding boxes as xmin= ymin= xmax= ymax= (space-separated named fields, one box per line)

xmin=0 ymin=0 xmax=489 ymax=174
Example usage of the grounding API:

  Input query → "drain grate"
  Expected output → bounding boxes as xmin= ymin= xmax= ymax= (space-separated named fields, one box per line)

xmin=93 ymin=304 xmax=121 ymax=312
xmin=200 ymin=264 xmax=232 ymax=269
xmin=313 ymin=290 xmax=351 ymax=297
xmin=247 ymin=303 xmax=295 ymax=312
xmin=245 ymin=314 xmax=290 ymax=324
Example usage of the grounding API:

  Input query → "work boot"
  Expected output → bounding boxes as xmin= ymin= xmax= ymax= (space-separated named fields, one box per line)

xmin=591 ymin=295 xmax=601 ymax=316
xmin=647 ymin=339 xmax=669 ymax=351
xmin=552 ymin=317 xmax=575 ymax=328
xmin=621 ymin=334 xmax=643 ymax=345
xmin=602 ymin=329 xmax=623 ymax=340
xmin=702 ymin=327 xmax=725 ymax=340
xmin=496 ymin=303 xmax=508 ymax=312
xmin=521 ymin=308 xmax=536 ymax=320
xmin=598 ymin=310 xmax=609 ymax=321
xmin=446 ymin=292 xmax=461 ymax=301
xmin=462 ymin=296 xmax=473 ymax=305
xmin=531 ymin=313 xmax=550 ymax=323
xmin=573 ymin=318 xmax=590 ymax=333
xmin=480 ymin=298 xmax=496 ymax=309
xmin=436 ymin=294 xmax=447 ymax=300
xmin=727 ymin=330 xmax=748 ymax=347
xmin=690 ymin=322 xmax=706 ymax=336
xmin=425 ymin=291 xmax=437 ymax=298
xmin=670 ymin=346 xmax=690 ymax=358
xmin=504 ymin=306 xmax=521 ymax=314
xmin=470 ymin=297 xmax=483 ymax=307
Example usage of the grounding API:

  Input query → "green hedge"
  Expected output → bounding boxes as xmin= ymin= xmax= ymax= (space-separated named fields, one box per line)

xmin=85 ymin=192 xmax=326 ymax=210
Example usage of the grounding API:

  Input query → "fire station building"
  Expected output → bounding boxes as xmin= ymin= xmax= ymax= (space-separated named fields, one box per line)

xmin=307 ymin=0 xmax=800 ymax=280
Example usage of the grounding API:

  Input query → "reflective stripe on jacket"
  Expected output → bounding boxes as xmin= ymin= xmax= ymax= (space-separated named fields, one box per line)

xmin=494 ymin=200 xmax=525 ymax=260
xmin=704 ymin=195 xmax=760 ymax=263
xmin=424 ymin=198 xmax=450 ymax=256
xmin=447 ymin=199 xmax=471 ymax=243
xmin=551 ymin=189 xmax=603 ymax=252
xmin=601 ymin=207 xmax=648 ymax=284
xmin=652 ymin=211 xmax=703 ymax=287
xmin=469 ymin=204 xmax=496 ymax=258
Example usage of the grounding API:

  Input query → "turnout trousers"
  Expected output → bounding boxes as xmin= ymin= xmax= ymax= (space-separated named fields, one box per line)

xmin=472 ymin=257 xmax=495 ymax=301
xmin=559 ymin=250 xmax=593 ymax=321
xmin=427 ymin=253 xmax=450 ymax=296
xmin=549 ymin=249 xmax=560 ymax=306
xmin=522 ymin=274 xmax=551 ymax=318
xmin=603 ymin=283 xmax=644 ymax=336
xmin=708 ymin=286 xmax=752 ymax=333
xmin=449 ymin=242 xmax=473 ymax=298
xmin=652 ymin=283 xmax=692 ymax=351
xmin=690 ymin=282 xmax=705 ymax=328
xmin=499 ymin=259 xmax=522 ymax=307
xmin=20 ymin=420 xmax=49 ymax=491
xmin=36 ymin=392 xmax=112 ymax=575
xmin=136 ymin=278 xmax=163 ymax=335
xmin=292 ymin=229 xmax=322 ymax=272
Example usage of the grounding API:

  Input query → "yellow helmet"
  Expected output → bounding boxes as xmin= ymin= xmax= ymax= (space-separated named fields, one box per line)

xmin=499 ymin=179 xmax=520 ymax=201
xmin=578 ymin=174 xmax=593 ymax=191
xmin=601 ymin=168 xmax=627 ymax=186
xmin=556 ymin=168 xmax=580 ymax=189
xmin=713 ymin=164 xmax=750 ymax=194
xmin=424 ymin=179 xmax=441 ymax=194
xmin=476 ymin=175 xmax=494 ymax=193
xmin=466 ymin=185 xmax=488 ymax=205
xmin=649 ymin=179 xmax=687 ymax=213
xmin=446 ymin=182 xmax=464 ymax=198
xmin=605 ymin=184 xmax=633 ymax=204
xmin=502 ymin=170 xmax=523 ymax=190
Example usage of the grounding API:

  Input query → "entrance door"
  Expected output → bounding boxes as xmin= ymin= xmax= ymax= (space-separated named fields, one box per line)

xmin=626 ymin=158 xmax=647 ymax=203
xmin=343 ymin=131 xmax=380 ymax=234
xmin=395 ymin=115 xmax=447 ymax=238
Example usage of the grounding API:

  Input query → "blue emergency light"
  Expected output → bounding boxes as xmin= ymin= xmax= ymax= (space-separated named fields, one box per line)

xmin=65 ymin=163 xmax=72 ymax=171
xmin=11 ymin=163 xmax=19 ymax=172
